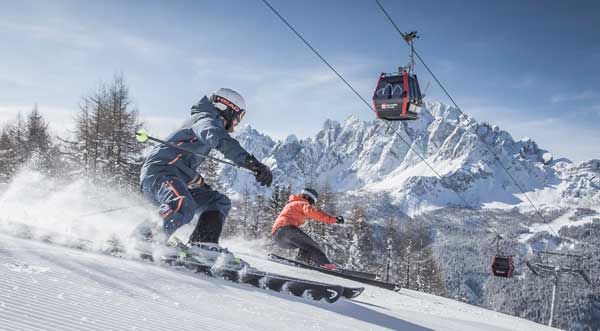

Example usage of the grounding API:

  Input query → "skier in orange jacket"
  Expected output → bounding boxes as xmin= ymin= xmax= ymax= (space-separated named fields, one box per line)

xmin=272 ymin=188 xmax=345 ymax=270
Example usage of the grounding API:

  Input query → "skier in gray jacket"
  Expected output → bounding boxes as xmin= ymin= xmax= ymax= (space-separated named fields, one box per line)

xmin=138 ymin=88 xmax=272 ymax=246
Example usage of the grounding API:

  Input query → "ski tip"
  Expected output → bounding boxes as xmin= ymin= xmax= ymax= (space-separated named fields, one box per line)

xmin=321 ymin=286 xmax=343 ymax=303
xmin=343 ymin=287 xmax=365 ymax=299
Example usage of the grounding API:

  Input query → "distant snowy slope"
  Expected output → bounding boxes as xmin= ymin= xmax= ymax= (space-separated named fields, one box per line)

xmin=0 ymin=234 xmax=558 ymax=331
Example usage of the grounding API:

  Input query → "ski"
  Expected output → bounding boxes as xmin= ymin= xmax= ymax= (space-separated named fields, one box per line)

xmin=331 ymin=268 xmax=379 ymax=280
xmin=269 ymin=253 xmax=378 ymax=280
xmin=268 ymin=253 xmax=400 ymax=291
xmin=159 ymin=253 xmax=345 ymax=303
xmin=138 ymin=238 xmax=359 ymax=303
xmin=11 ymin=227 xmax=360 ymax=303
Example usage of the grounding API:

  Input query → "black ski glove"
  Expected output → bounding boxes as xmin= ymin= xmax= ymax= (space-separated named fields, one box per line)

xmin=244 ymin=155 xmax=273 ymax=187
xmin=336 ymin=216 xmax=345 ymax=224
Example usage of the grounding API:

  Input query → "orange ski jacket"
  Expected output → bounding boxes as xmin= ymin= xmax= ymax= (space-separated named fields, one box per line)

xmin=271 ymin=194 xmax=336 ymax=234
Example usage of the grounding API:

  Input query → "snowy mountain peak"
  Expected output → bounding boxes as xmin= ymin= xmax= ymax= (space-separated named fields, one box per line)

xmin=221 ymin=103 xmax=599 ymax=214
xmin=284 ymin=134 xmax=299 ymax=144
xmin=343 ymin=114 xmax=361 ymax=125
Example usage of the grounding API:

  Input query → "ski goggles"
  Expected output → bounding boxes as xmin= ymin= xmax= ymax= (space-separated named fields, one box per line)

xmin=233 ymin=109 xmax=246 ymax=126
xmin=212 ymin=95 xmax=246 ymax=124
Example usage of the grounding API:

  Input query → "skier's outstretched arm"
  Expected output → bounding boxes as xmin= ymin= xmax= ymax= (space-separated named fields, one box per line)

xmin=192 ymin=118 xmax=272 ymax=186
xmin=302 ymin=204 xmax=336 ymax=225
xmin=192 ymin=118 xmax=248 ymax=165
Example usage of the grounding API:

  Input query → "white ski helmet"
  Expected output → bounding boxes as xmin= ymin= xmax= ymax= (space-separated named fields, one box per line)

xmin=210 ymin=88 xmax=246 ymax=131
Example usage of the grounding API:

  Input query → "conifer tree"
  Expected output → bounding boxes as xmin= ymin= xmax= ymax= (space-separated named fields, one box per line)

xmin=63 ymin=74 xmax=143 ymax=188
xmin=382 ymin=217 xmax=399 ymax=282
xmin=252 ymin=194 xmax=270 ymax=238
xmin=268 ymin=184 xmax=283 ymax=220
xmin=237 ymin=185 xmax=253 ymax=238
xmin=25 ymin=105 xmax=55 ymax=174
xmin=198 ymin=154 xmax=225 ymax=192
xmin=346 ymin=206 xmax=373 ymax=271
xmin=0 ymin=107 xmax=57 ymax=179
xmin=403 ymin=238 xmax=413 ymax=289
xmin=7 ymin=113 xmax=28 ymax=165
xmin=0 ymin=129 xmax=17 ymax=181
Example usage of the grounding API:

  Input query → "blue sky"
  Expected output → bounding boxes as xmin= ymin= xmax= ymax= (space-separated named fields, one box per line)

xmin=1 ymin=0 xmax=599 ymax=162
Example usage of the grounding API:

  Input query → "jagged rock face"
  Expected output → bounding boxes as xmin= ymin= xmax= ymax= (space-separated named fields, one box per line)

xmin=218 ymin=102 xmax=599 ymax=215
xmin=556 ymin=159 xmax=600 ymax=205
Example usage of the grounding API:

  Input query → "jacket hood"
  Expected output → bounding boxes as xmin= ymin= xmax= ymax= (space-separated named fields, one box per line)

xmin=191 ymin=95 xmax=216 ymax=115
xmin=289 ymin=194 xmax=309 ymax=203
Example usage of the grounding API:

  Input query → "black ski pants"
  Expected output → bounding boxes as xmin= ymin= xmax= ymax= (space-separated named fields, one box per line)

xmin=272 ymin=226 xmax=330 ymax=265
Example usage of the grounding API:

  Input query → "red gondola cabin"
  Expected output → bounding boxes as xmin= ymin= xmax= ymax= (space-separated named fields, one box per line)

xmin=373 ymin=70 xmax=422 ymax=121
xmin=491 ymin=255 xmax=514 ymax=278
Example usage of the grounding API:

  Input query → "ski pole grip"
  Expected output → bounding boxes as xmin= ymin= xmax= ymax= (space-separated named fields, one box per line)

xmin=135 ymin=129 xmax=149 ymax=143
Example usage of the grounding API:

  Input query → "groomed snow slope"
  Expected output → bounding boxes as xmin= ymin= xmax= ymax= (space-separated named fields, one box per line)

xmin=0 ymin=234 xmax=559 ymax=331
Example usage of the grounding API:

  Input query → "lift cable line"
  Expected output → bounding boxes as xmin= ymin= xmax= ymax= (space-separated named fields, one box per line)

xmin=374 ymin=0 xmax=565 ymax=242
xmin=259 ymin=0 xmax=516 ymax=252
xmin=261 ymin=0 xmax=592 ymax=278
xmin=260 ymin=0 xmax=373 ymax=112
xmin=260 ymin=0 xmax=465 ymax=200
xmin=376 ymin=0 xmax=590 ymax=278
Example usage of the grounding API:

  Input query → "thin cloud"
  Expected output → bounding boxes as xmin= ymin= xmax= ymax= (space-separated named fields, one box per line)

xmin=1 ymin=18 xmax=179 ymax=64
xmin=0 ymin=75 xmax=44 ymax=90
xmin=550 ymin=90 xmax=598 ymax=104
xmin=434 ymin=60 xmax=456 ymax=74
xmin=514 ymin=74 xmax=535 ymax=89
xmin=117 ymin=34 xmax=181 ymax=63
xmin=0 ymin=20 xmax=102 ymax=50
xmin=587 ymin=104 xmax=600 ymax=115
xmin=481 ymin=114 xmax=598 ymax=162
xmin=188 ymin=55 xmax=370 ymax=139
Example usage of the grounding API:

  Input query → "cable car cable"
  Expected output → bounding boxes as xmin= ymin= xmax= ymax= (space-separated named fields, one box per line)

xmin=260 ymin=0 xmax=373 ymax=112
xmin=259 ymin=0 xmax=518 ymax=254
xmin=374 ymin=0 xmax=569 ymax=245
xmin=260 ymin=0 xmax=571 ymax=278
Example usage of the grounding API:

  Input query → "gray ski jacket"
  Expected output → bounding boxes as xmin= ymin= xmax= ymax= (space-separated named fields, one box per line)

xmin=139 ymin=96 xmax=250 ymax=187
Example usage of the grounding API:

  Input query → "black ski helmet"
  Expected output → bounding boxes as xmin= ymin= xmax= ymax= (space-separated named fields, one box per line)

xmin=210 ymin=88 xmax=246 ymax=132
xmin=300 ymin=188 xmax=319 ymax=205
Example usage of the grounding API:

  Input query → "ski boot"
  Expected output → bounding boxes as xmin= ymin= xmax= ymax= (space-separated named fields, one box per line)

xmin=319 ymin=263 xmax=337 ymax=271
xmin=186 ymin=242 xmax=250 ymax=271
xmin=130 ymin=220 xmax=170 ymax=260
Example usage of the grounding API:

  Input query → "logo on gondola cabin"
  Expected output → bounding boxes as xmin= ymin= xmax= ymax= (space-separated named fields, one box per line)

xmin=381 ymin=103 xmax=399 ymax=110
xmin=376 ymin=83 xmax=403 ymax=97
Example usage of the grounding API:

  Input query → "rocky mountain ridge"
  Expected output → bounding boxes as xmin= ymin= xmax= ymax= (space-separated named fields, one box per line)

xmin=219 ymin=102 xmax=599 ymax=216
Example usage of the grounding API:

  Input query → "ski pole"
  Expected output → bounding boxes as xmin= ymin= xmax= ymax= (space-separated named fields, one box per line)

xmin=135 ymin=129 xmax=255 ymax=174
xmin=77 ymin=204 xmax=147 ymax=218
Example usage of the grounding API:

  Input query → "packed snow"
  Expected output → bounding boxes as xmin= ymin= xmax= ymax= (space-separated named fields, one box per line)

xmin=0 ymin=169 xmax=561 ymax=330
xmin=519 ymin=209 xmax=599 ymax=242
xmin=0 ymin=233 xmax=559 ymax=331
